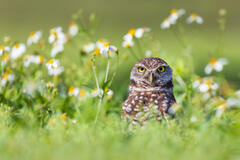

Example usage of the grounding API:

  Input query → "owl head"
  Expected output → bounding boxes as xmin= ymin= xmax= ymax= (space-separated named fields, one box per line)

xmin=129 ymin=57 xmax=173 ymax=90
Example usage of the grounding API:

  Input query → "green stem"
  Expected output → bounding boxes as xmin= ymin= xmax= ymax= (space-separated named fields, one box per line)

xmin=104 ymin=59 xmax=110 ymax=83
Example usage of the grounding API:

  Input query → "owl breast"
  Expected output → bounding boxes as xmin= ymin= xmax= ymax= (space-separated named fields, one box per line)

xmin=122 ymin=90 xmax=175 ymax=125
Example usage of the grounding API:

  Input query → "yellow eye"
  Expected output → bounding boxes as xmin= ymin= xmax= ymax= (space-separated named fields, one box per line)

xmin=138 ymin=67 xmax=146 ymax=73
xmin=157 ymin=66 xmax=165 ymax=72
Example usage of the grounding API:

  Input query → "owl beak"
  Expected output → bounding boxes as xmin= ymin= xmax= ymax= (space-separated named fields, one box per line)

xmin=149 ymin=73 xmax=153 ymax=84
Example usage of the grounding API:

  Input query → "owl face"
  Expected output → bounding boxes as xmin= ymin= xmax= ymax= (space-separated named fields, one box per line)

xmin=130 ymin=57 xmax=172 ymax=89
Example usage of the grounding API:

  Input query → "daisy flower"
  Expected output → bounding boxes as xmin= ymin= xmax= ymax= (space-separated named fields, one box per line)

xmin=78 ymin=89 xmax=88 ymax=100
xmin=168 ymin=8 xmax=185 ymax=24
xmin=186 ymin=13 xmax=203 ymax=24
xmin=216 ymin=98 xmax=239 ymax=117
xmin=192 ymin=77 xmax=202 ymax=88
xmin=91 ymin=88 xmax=104 ymax=97
xmin=122 ymin=40 xmax=134 ymax=48
xmin=46 ymin=82 xmax=54 ymax=88
xmin=51 ymin=43 xmax=64 ymax=57
xmin=96 ymin=39 xmax=107 ymax=50
xmin=198 ymin=78 xmax=218 ymax=99
xmin=0 ymin=45 xmax=10 ymax=56
xmin=83 ymin=43 xmax=95 ymax=53
xmin=1 ymin=54 xmax=9 ymax=66
xmin=27 ymin=31 xmax=42 ymax=46
xmin=1 ymin=69 xmax=15 ymax=86
xmin=24 ymin=55 xmax=43 ymax=67
xmin=100 ymin=42 xmax=118 ymax=58
xmin=68 ymin=22 xmax=79 ymax=37
xmin=68 ymin=87 xmax=80 ymax=97
xmin=161 ymin=18 xmax=171 ymax=29
xmin=134 ymin=27 xmax=150 ymax=39
xmin=106 ymin=89 xmax=114 ymax=99
xmin=204 ymin=58 xmax=228 ymax=75
xmin=10 ymin=43 xmax=26 ymax=60
xmin=48 ymin=27 xmax=67 ymax=45
xmin=46 ymin=59 xmax=64 ymax=76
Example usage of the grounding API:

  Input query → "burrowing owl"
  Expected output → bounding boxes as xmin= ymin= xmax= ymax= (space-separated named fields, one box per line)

xmin=122 ymin=57 xmax=176 ymax=125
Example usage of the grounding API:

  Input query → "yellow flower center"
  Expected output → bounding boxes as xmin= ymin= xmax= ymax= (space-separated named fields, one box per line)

xmin=3 ymin=73 xmax=9 ymax=80
xmin=79 ymin=89 xmax=87 ymax=97
xmin=170 ymin=9 xmax=178 ymax=14
xmin=164 ymin=17 xmax=169 ymax=22
xmin=104 ymin=42 xmax=110 ymax=47
xmin=15 ymin=44 xmax=20 ymax=48
xmin=2 ymin=54 xmax=9 ymax=61
xmin=125 ymin=43 xmax=131 ymax=48
xmin=39 ymin=56 xmax=43 ymax=63
xmin=210 ymin=58 xmax=217 ymax=67
xmin=70 ymin=22 xmax=76 ymax=27
xmin=68 ymin=87 xmax=75 ymax=94
xmin=128 ymin=28 xmax=136 ymax=36
xmin=191 ymin=13 xmax=198 ymax=19
xmin=94 ymin=48 xmax=101 ymax=56
xmin=205 ymin=80 xmax=211 ymax=87
xmin=61 ymin=113 xmax=67 ymax=120
xmin=29 ymin=31 xmax=36 ymax=37
xmin=104 ymin=88 xmax=108 ymax=92
xmin=197 ymin=77 xmax=202 ymax=83
xmin=48 ymin=59 xmax=54 ymax=64
xmin=217 ymin=102 xmax=227 ymax=110
xmin=0 ymin=45 xmax=4 ymax=50
xmin=51 ymin=29 xmax=57 ymax=36
xmin=98 ymin=39 xmax=104 ymax=43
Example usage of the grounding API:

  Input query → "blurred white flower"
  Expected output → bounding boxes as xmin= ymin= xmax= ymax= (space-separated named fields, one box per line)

xmin=68 ymin=87 xmax=80 ymax=97
xmin=169 ymin=8 xmax=185 ymax=24
xmin=100 ymin=42 xmax=118 ymax=58
xmin=83 ymin=43 xmax=95 ymax=53
xmin=10 ymin=43 xmax=26 ymax=59
xmin=96 ymin=39 xmax=107 ymax=50
xmin=161 ymin=18 xmax=171 ymax=29
xmin=46 ymin=59 xmax=64 ymax=76
xmin=199 ymin=79 xmax=218 ymax=93
xmin=91 ymin=88 xmax=104 ymax=97
xmin=145 ymin=50 xmax=152 ymax=57
xmin=24 ymin=55 xmax=43 ymax=67
xmin=51 ymin=43 xmax=64 ymax=57
xmin=122 ymin=40 xmax=134 ymax=48
xmin=27 ymin=31 xmax=42 ymax=46
xmin=194 ymin=77 xmax=219 ymax=99
xmin=68 ymin=22 xmax=78 ymax=37
xmin=1 ymin=54 xmax=9 ymax=66
xmin=68 ymin=87 xmax=88 ymax=100
xmin=192 ymin=77 xmax=202 ymax=88
xmin=135 ymin=27 xmax=150 ymax=38
xmin=190 ymin=116 xmax=198 ymax=123
xmin=1 ymin=69 xmax=15 ymax=86
xmin=205 ymin=58 xmax=228 ymax=74
xmin=0 ymin=45 xmax=10 ymax=56
xmin=123 ymin=33 xmax=133 ymax=42
xmin=216 ymin=98 xmax=239 ymax=117
xmin=48 ymin=27 xmax=67 ymax=45
xmin=186 ymin=13 xmax=203 ymax=24
xmin=106 ymin=88 xmax=114 ymax=99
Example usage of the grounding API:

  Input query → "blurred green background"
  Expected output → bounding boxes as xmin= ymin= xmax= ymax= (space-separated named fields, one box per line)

xmin=1 ymin=0 xmax=240 ymax=85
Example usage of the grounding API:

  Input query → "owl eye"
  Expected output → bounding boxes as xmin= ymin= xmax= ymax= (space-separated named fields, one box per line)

xmin=138 ymin=67 xmax=146 ymax=73
xmin=157 ymin=66 xmax=165 ymax=72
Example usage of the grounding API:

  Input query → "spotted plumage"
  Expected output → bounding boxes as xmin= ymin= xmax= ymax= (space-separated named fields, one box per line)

xmin=122 ymin=57 xmax=176 ymax=125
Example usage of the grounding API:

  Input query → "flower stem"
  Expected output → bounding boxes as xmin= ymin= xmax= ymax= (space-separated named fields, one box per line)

xmin=104 ymin=59 xmax=110 ymax=83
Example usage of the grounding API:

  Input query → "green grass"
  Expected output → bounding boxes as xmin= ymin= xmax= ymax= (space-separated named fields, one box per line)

xmin=0 ymin=10 xmax=240 ymax=160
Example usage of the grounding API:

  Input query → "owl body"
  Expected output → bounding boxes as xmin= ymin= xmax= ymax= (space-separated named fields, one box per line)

xmin=122 ymin=57 xmax=175 ymax=125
